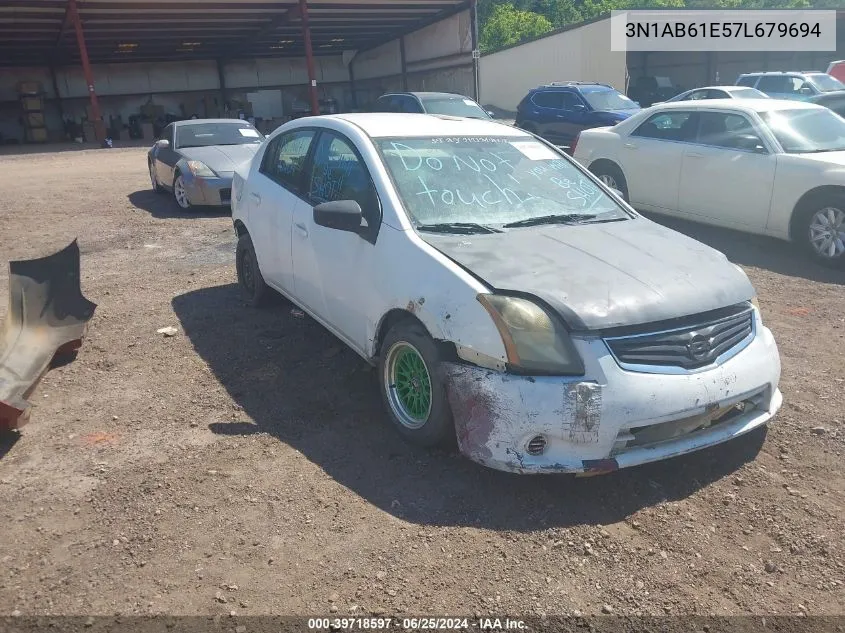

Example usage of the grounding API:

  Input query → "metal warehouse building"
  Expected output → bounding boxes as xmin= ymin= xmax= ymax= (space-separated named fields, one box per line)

xmin=0 ymin=0 xmax=479 ymax=145
xmin=479 ymin=11 xmax=845 ymax=112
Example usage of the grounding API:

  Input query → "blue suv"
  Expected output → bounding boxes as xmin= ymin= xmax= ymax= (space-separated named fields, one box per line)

xmin=515 ymin=82 xmax=641 ymax=147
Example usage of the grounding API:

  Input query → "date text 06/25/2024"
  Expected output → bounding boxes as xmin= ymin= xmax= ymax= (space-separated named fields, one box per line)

xmin=307 ymin=617 xmax=527 ymax=631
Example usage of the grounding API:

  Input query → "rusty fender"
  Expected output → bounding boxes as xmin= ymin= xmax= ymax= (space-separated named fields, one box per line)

xmin=0 ymin=240 xmax=96 ymax=431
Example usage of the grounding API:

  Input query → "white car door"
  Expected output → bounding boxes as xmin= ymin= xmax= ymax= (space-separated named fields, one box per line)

xmin=291 ymin=129 xmax=382 ymax=355
xmin=618 ymin=110 xmax=697 ymax=212
xmin=248 ymin=129 xmax=316 ymax=295
xmin=678 ymin=110 xmax=776 ymax=231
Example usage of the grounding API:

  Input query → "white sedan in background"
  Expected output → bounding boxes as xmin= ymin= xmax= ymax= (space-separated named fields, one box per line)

xmin=573 ymin=100 xmax=845 ymax=267
xmin=653 ymin=85 xmax=770 ymax=105
xmin=230 ymin=113 xmax=781 ymax=475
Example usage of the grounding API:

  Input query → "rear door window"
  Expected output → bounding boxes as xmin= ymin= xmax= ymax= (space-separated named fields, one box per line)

xmin=632 ymin=111 xmax=699 ymax=142
xmin=532 ymin=92 xmax=564 ymax=109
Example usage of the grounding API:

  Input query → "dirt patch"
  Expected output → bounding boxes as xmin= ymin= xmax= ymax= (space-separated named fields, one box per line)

xmin=0 ymin=147 xmax=843 ymax=618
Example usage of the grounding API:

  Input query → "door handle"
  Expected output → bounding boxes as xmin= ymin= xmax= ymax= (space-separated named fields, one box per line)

xmin=294 ymin=222 xmax=308 ymax=238
xmin=250 ymin=192 xmax=261 ymax=205
xmin=686 ymin=152 xmax=704 ymax=158
xmin=623 ymin=142 xmax=637 ymax=149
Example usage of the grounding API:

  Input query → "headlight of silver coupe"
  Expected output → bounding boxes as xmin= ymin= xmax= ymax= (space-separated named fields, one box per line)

xmin=477 ymin=294 xmax=585 ymax=375
xmin=186 ymin=160 xmax=217 ymax=177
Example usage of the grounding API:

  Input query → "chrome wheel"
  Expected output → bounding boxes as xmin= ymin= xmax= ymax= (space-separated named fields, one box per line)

xmin=383 ymin=341 xmax=432 ymax=430
xmin=809 ymin=206 xmax=845 ymax=259
xmin=174 ymin=175 xmax=190 ymax=209
xmin=598 ymin=173 xmax=618 ymax=190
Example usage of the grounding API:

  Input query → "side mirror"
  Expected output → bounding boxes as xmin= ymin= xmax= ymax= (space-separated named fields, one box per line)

xmin=313 ymin=200 xmax=363 ymax=233
xmin=155 ymin=139 xmax=170 ymax=149
xmin=733 ymin=133 xmax=766 ymax=153
xmin=799 ymin=86 xmax=814 ymax=95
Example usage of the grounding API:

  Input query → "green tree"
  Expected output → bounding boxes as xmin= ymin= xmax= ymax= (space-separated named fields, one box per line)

xmin=479 ymin=3 xmax=555 ymax=51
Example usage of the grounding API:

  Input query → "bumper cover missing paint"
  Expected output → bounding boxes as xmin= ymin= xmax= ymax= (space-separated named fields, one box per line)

xmin=445 ymin=310 xmax=781 ymax=474
xmin=0 ymin=240 xmax=96 ymax=431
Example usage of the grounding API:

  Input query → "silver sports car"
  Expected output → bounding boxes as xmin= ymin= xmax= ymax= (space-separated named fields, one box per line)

xmin=148 ymin=119 xmax=264 ymax=210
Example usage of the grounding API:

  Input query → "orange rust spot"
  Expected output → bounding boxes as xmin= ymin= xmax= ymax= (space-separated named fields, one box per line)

xmin=81 ymin=432 xmax=119 ymax=446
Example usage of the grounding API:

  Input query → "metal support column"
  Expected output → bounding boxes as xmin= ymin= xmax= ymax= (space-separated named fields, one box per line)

xmin=49 ymin=66 xmax=65 ymax=122
xmin=299 ymin=0 xmax=320 ymax=116
xmin=470 ymin=0 xmax=480 ymax=102
xmin=68 ymin=0 xmax=105 ymax=143
xmin=216 ymin=58 xmax=227 ymax=114
xmin=400 ymin=36 xmax=408 ymax=91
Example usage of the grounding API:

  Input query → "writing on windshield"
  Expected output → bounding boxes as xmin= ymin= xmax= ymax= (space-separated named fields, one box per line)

xmin=176 ymin=123 xmax=263 ymax=149
xmin=377 ymin=136 xmax=626 ymax=227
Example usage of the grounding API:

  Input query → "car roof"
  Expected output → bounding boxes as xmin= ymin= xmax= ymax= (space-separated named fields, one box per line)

xmin=173 ymin=118 xmax=253 ymax=127
xmin=650 ymin=98 xmax=824 ymax=113
xmin=382 ymin=92 xmax=471 ymax=99
xmin=533 ymin=82 xmax=610 ymax=91
xmin=739 ymin=71 xmax=823 ymax=76
xmin=323 ymin=113 xmax=527 ymax=138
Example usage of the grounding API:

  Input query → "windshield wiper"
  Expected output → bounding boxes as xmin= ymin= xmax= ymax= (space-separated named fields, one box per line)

xmin=415 ymin=222 xmax=502 ymax=235
xmin=503 ymin=213 xmax=597 ymax=228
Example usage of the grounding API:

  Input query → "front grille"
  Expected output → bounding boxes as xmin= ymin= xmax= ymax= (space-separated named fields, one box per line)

xmin=219 ymin=188 xmax=232 ymax=202
xmin=605 ymin=308 xmax=754 ymax=371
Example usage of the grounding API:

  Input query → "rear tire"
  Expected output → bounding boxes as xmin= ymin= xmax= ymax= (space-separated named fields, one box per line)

xmin=378 ymin=319 xmax=454 ymax=448
xmin=236 ymin=234 xmax=271 ymax=307
xmin=794 ymin=194 xmax=845 ymax=268
xmin=590 ymin=161 xmax=629 ymax=203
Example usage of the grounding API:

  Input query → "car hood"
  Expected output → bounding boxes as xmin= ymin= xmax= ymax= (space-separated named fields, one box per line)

xmin=418 ymin=217 xmax=755 ymax=330
xmin=178 ymin=144 xmax=260 ymax=174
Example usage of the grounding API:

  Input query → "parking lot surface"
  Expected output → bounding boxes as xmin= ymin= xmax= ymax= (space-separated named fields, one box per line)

xmin=0 ymin=145 xmax=843 ymax=617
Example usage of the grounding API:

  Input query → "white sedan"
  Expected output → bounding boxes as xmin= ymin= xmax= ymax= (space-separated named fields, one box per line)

xmin=231 ymin=113 xmax=781 ymax=475
xmin=653 ymin=85 xmax=769 ymax=105
xmin=573 ymin=100 xmax=845 ymax=267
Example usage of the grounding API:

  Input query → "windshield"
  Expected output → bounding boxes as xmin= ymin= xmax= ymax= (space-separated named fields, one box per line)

xmin=760 ymin=108 xmax=845 ymax=153
xmin=175 ymin=122 xmax=263 ymax=149
xmin=421 ymin=97 xmax=490 ymax=119
xmin=582 ymin=88 xmax=638 ymax=111
xmin=376 ymin=136 xmax=630 ymax=229
xmin=733 ymin=88 xmax=769 ymax=99
xmin=808 ymin=73 xmax=845 ymax=93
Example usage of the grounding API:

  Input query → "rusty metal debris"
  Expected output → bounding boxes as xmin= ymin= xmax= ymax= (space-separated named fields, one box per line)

xmin=0 ymin=240 xmax=96 ymax=432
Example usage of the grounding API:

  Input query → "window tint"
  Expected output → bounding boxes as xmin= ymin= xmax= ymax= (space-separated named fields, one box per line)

xmin=260 ymin=130 xmax=315 ymax=193
xmin=375 ymin=96 xmax=394 ymax=112
xmin=632 ymin=111 xmax=698 ymax=142
xmin=706 ymin=89 xmax=729 ymax=99
xmin=401 ymin=97 xmax=425 ymax=113
xmin=696 ymin=112 xmax=763 ymax=151
xmin=757 ymin=75 xmax=805 ymax=94
xmin=687 ymin=90 xmax=710 ymax=100
xmin=308 ymin=132 xmax=380 ymax=224
xmin=532 ymin=92 xmax=564 ymax=109
xmin=737 ymin=76 xmax=758 ymax=87
xmin=560 ymin=92 xmax=585 ymax=110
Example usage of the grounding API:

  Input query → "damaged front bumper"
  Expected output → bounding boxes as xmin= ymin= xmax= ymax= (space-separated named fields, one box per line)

xmin=0 ymin=240 xmax=96 ymax=431
xmin=182 ymin=172 xmax=233 ymax=207
xmin=445 ymin=311 xmax=781 ymax=474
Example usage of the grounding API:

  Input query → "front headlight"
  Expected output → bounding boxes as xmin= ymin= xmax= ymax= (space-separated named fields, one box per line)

xmin=477 ymin=294 xmax=585 ymax=375
xmin=186 ymin=160 xmax=217 ymax=177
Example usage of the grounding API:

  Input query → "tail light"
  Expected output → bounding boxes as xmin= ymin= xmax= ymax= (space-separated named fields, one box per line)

xmin=568 ymin=133 xmax=579 ymax=156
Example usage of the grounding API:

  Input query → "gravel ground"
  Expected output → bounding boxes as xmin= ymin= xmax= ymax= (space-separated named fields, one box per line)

xmin=0 ymin=145 xmax=843 ymax=620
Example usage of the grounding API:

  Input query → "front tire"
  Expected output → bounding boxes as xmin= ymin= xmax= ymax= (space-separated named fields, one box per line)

xmin=796 ymin=196 xmax=845 ymax=268
xmin=173 ymin=173 xmax=191 ymax=210
xmin=590 ymin=161 xmax=629 ymax=203
xmin=378 ymin=320 xmax=454 ymax=448
xmin=150 ymin=161 xmax=164 ymax=193
xmin=236 ymin=234 xmax=271 ymax=307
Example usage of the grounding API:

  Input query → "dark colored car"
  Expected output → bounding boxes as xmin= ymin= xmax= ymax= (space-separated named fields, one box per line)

xmin=627 ymin=75 xmax=682 ymax=108
xmin=809 ymin=90 xmax=845 ymax=117
xmin=374 ymin=92 xmax=492 ymax=119
xmin=515 ymin=82 xmax=640 ymax=147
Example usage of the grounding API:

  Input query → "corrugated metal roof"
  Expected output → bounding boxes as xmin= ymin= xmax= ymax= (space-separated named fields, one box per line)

xmin=0 ymin=0 xmax=469 ymax=67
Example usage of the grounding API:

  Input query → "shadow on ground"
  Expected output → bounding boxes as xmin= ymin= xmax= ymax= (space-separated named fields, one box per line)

xmin=173 ymin=283 xmax=766 ymax=532
xmin=641 ymin=212 xmax=844 ymax=285
xmin=128 ymin=190 xmax=232 ymax=220
xmin=0 ymin=432 xmax=20 ymax=461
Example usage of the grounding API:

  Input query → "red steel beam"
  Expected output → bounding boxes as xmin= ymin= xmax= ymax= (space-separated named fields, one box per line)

xmin=299 ymin=0 xmax=319 ymax=116
xmin=67 ymin=0 xmax=106 ymax=144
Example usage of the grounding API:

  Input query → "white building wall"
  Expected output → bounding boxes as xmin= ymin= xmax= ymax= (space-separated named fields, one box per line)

xmin=479 ymin=17 xmax=626 ymax=112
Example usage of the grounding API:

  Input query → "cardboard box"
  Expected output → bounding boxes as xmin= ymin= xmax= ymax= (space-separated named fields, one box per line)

xmin=21 ymin=96 xmax=43 ymax=111
xmin=27 ymin=127 xmax=48 ymax=143
xmin=17 ymin=81 xmax=43 ymax=95
xmin=26 ymin=112 xmax=45 ymax=127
